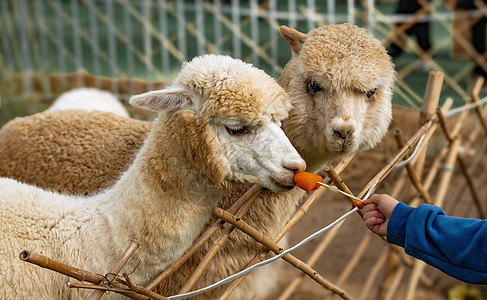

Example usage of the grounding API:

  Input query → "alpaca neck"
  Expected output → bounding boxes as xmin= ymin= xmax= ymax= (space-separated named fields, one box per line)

xmin=92 ymin=113 xmax=223 ymax=282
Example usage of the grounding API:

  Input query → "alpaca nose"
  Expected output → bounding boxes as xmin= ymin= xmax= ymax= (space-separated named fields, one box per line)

xmin=284 ymin=159 xmax=306 ymax=174
xmin=333 ymin=127 xmax=355 ymax=140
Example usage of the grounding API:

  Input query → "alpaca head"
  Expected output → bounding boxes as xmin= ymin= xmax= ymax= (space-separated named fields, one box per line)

xmin=130 ymin=54 xmax=306 ymax=192
xmin=279 ymin=24 xmax=396 ymax=170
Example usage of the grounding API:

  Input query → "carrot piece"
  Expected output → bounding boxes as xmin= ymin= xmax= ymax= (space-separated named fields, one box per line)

xmin=294 ymin=171 xmax=323 ymax=192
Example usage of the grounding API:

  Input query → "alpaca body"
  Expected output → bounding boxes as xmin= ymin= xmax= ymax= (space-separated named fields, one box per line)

xmin=48 ymin=88 xmax=129 ymax=117
xmin=0 ymin=55 xmax=305 ymax=299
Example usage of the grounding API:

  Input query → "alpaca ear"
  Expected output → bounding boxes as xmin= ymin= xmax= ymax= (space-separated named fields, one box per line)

xmin=129 ymin=87 xmax=194 ymax=112
xmin=278 ymin=25 xmax=307 ymax=54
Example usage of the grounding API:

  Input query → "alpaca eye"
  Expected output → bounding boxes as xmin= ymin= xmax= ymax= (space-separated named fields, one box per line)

xmin=225 ymin=125 xmax=250 ymax=136
xmin=366 ymin=88 xmax=377 ymax=99
xmin=306 ymin=78 xmax=323 ymax=95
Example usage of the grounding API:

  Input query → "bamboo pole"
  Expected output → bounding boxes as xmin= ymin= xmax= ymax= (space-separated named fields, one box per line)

xmin=383 ymin=265 xmax=406 ymax=300
xmin=68 ymin=282 xmax=167 ymax=300
xmin=213 ymin=208 xmax=352 ymax=300
xmin=394 ymin=129 xmax=432 ymax=204
xmin=359 ymin=247 xmax=389 ymax=300
xmin=177 ymin=186 xmax=263 ymax=294
xmin=19 ymin=250 xmax=104 ymax=284
xmin=145 ymin=184 xmax=263 ymax=291
xmin=357 ymin=117 xmax=437 ymax=200
xmin=415 ymin=71 xmax=444 ymax=179
xmin=278 ymin=217 xmax=348 ymax=300
xmin=470 ymin=77 xmax=487 ymax=137
xmin=88 ymin=239 xmax=140 ymax=300
xmin=323 ymin=164 xmax=363 ymax=216
xmin=377 ymin=97 xmax=451 ymax=300
xmin=19 ymin=250 xmax=163 ymax=300
xmin=220 ymin=157 xmax=353 ymax=299
xmin=405 ymin=138 xmax=461 ymax=300
xmin=437 ymin=109 xmax=485 ymax=218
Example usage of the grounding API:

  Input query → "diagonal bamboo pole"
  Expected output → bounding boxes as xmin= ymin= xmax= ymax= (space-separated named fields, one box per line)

xmin=437 ymin=109 xmax=485 ymax=218
xmin=278 ymin=220 xmax=348 ymax=300
xmin=88 ymin=239 xmax=140 ymax=300
xmin=19 ymin=249 xmax=166 ymax=300
xmin=145 ymin=184 xmax=263 ymax=291
xmin=470 ymin=76 xmax=487 ymax=137
xmin=405 ymin=138 xmax=461 ymax=300
xmin=177 ymin=186 xmax=263 ymax=294
xmin=219 ymin=158 xmax=353 ymax=299
xmin=226 ymin=114 xmax=438 ymax=299
xmin=394 ymin=129 xmax=432 ymax=204
xmin=358 ymin=247 xmax=389 ymax=300
xmin=214 ymin=208 xmax=352 ymax=300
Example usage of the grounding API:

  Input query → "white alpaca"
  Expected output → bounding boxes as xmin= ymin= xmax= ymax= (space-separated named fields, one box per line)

xmin=48 ymin=88 xmax=130 ymax=117
xmin=0 ymin=54 xmax=305 ymax=299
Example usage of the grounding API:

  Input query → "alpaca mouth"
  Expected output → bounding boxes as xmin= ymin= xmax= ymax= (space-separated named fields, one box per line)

xmin=269 ymin=176 xmax=295 ymax=191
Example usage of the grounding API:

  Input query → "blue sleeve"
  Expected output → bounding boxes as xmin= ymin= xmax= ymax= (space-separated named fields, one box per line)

xmin=387 ymin=202 xmax=487 ymax=284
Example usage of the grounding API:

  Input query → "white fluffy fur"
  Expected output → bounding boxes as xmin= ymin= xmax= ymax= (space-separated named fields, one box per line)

xmin=0 ymin=55 xmax=305 ymax=299
xmin=48 ymin=88 xmax=130 ymax=117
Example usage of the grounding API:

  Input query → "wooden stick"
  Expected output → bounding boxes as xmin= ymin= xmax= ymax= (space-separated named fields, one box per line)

xmin=68 ymin=282 xmax=168 ymax=300
xmin=145 ymin=184 xmax=263 ymax=290
xmin=213 ymin=208 xmax=352 ymax=300
xmin=383 ymin=265 xmax=406 ymax=300
xmin=19 ymin=250 xmax=155 ymax=300
xmin=226 ymin=114 xmax=438 ymax=299
xmin=358 ymin=117 xmax=437 ymax=200
xmin=177 ymin=186 xmax=263 ymax=293
xmin=88 ymin=239 xmax=140 ymax=300
xmin=19 ymin=250 xmax=105 ymax=284
xmin=437 ymin=109 xmax=485 ymax=218
xmin=359 ymin=247 xmax=389 ymax=300
xmin=278 ymin=216 xmax=348 ymax=300
xmin=409 ymin=97 xmax=453 ymax=167
xmin=415 ymin=71 xmax=444 ymax=180
xmin=470 ymin=77 xmax=487 ymax=137
xmin=394 ymin=129 xmax=432 ymax=204
xmin=123 ymin=273 xmax=169 ymax=300
xmin=405 ymin=138 xmax=461 ymax=300
xmin=220 ymin=157 xmax=353 ymax=299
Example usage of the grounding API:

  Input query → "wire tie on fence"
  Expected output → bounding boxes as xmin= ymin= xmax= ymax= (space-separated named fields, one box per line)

xmin=439 ymin=164 xmax=454 ymax=172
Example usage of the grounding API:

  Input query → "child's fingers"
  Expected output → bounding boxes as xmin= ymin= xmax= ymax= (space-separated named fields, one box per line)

xmin=364 ymin=216 xmax=385 ymax=227
xmin=363 ymin=209 xmax=385 ymax=221
xmin=360 ymin=203 xmax=379 ymax=214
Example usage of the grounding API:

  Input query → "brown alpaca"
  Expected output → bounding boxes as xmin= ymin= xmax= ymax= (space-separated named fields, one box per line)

xmin=0 ymin=24 xmax=395 ymax=299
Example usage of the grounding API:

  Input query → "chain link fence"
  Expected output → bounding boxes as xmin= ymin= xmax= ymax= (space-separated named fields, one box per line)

xmin=0 ymin=0 xmax=485 ymax=109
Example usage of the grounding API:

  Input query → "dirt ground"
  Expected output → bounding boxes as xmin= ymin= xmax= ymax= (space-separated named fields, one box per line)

xmin=267 ymin=106 xmax=487 ymax=300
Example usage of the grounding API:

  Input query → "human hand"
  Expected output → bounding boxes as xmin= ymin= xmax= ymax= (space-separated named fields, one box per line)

xmin=354 ymin=194 xmax=399 ymax=237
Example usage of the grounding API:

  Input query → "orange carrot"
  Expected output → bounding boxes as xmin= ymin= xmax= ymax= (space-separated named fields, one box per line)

xmin=294 ymin=171 xmax=323 ymax=192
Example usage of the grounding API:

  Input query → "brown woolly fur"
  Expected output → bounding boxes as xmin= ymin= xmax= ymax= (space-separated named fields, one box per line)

xmin=0 ymin=110 xmax=150 ymax=195
xmin=0 ymin=25 xmax=395 ymax=300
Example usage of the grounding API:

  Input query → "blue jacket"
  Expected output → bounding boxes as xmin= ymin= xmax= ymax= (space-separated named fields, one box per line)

xmin=387 ymin=202 xmax=487 ymax=284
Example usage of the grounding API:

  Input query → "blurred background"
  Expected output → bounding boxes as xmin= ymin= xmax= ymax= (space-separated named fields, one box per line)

xmin=1 ymin=0 xmax=487 ymax=125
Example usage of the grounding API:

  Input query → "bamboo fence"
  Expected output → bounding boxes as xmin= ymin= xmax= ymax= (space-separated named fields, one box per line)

xmin=20 ymin=70 xmax=487 ymax=299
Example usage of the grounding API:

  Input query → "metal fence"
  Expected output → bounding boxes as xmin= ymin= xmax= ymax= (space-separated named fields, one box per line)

xmin=0 ymin=0 xmax=485 ymax=108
